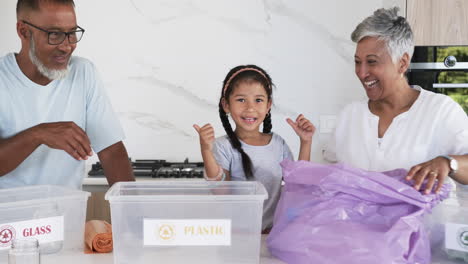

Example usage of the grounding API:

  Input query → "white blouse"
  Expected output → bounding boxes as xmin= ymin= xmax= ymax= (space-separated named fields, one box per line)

xmin=324 ymin=86 xmax=468 ymax=172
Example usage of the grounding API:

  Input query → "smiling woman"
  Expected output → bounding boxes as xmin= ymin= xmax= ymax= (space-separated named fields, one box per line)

xmin=353 ymin=36 xmax=417 ymax=107
xmin=324 ymin=7 xmax=468 ymax=192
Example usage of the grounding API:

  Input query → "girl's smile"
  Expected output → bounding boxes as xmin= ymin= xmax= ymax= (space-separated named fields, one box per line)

xmin=241 ymin=117 xmax=257 ymax=124
xmin=223 ymin=80 xmax=272 ymax=135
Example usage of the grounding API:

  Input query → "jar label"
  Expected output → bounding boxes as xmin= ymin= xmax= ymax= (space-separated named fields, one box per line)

xmin=445 ymin=222 xmax=468 ymax=252
xmin=143 ymin=219 xmax=231 ymax=246
xmin=0 ymin=216 xmax=64 ymax=250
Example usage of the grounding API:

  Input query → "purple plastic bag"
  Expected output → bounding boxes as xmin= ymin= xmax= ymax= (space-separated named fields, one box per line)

xmin=267 ymin=160 xmax=451 ymax=264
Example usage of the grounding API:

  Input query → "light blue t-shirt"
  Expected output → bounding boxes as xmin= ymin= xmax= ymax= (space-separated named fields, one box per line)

xmin=213 ymin=133 xmax=294 ymax=230
xmin=0 ymin=53 xmax=124 ymax=189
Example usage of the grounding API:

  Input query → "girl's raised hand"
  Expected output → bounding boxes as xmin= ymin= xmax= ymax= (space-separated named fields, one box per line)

xmin=193 ymin=124 xmax=216 ymax=151
xmin=286 ymin=114 xmax=316 ymax=142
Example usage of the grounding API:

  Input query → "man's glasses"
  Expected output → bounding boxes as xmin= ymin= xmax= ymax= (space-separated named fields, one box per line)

xmin=21 ymin=20 xmax=85 ymax=45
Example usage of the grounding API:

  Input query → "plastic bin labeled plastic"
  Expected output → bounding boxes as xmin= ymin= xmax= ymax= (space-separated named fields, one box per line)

xmin=105 ymin=181 xmax=268 ymax=264
xmin=426 ymin=189 xmax=468 ymax=263
xmin=0 ymin=185 xmax=90 ymax=255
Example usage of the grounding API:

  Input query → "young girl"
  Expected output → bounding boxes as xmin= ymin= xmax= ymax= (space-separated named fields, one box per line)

xmin=193 ymin=65 xmax=315 ymax=231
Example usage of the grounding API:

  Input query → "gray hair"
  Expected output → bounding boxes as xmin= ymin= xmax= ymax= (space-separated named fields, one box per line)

xmin=29 ymin=35 xmax=69 ymax=80
xmin=351 ymin=7 xmax=414 ymax=63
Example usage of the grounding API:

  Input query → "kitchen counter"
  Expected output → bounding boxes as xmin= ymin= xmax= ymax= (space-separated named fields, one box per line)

xmin=82 ymin=177 xmax=203 ymax=186
xmin=82 ymin=177 xmax=203 ymax=192
xmin=40 ymin=235 xmax=285 ymax=264
xmin=82 ymin=177 xmax=111 ymax=186
xmin=13 ymin=235 xmax=462 ymax=264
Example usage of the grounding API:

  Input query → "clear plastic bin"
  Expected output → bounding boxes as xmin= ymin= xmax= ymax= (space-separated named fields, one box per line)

xmin=0 ymin=185 xmax=90 ymax=255
xmin=105 ymin=181 xmax=268 ymax=264
xmin=426 ymin=189 xmax=468 ymax=263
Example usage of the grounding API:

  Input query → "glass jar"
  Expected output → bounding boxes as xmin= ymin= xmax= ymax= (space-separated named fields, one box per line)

xmin=8 ymin=238 xmax=40 ymax=264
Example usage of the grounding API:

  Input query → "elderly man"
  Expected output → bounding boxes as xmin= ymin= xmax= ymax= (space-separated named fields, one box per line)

xmin=0 ymin=0 xmax=134 ymax=188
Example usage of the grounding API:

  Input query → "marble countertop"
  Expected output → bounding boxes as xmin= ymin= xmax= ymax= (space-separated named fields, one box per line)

xmin=82 ymin=177 xmax=110 ymax=186
xmin=82 ymin=176 xmax=204 ymax=186
xmin=11 ymin=236 xmax=461 ymax=264
xmin=40 ymin=235 xmax=285 ymax=264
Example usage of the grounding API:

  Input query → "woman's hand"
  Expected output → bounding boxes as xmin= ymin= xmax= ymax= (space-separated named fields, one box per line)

xmin=406 ymin=156 xmax=451 ymax=194
xmin=286 ymin=114 xmax=316 ymax=142
xmin=193 ymin=124 xmax=215 ymax=151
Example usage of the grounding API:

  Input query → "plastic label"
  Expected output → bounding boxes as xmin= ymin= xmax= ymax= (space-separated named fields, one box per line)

xmin=445 ymin=222 xmax=468 ymax=252
xmin=0 ymin=216 xmax=64 ymax=250
xmin=143 ymin=219 xmax=231 ymax=246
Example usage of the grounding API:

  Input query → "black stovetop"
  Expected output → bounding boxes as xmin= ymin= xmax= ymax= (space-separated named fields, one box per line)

xmin=88 ymin=158 xmax=204 ymax=178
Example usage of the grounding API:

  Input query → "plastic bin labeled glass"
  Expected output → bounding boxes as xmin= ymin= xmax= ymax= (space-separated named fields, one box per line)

xmin=426 ymin=188 xmax=468 ymax=263
xmin=105 ymin=181 xmax=268 ymax=264
xmin=0 ymin=185 xmax=90 ymax=256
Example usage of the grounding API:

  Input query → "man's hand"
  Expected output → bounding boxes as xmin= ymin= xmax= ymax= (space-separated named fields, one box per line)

xmin=0 ymin=121 xmax=92 ymax=176
xmin=33 ymin=122 xmax=93 ymax=160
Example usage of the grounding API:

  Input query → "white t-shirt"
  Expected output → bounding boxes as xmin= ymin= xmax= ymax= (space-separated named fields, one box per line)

xmin=324 ymin=86 xmax=468 ymax=172
xmin=0 ymin=53 xmax=124 ymax=189
xmin=213 ymin=133 xmax=294 ymax=230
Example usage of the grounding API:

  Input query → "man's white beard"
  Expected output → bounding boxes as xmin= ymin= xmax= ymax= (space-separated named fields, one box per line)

xmin=29 ymin=36 xmax=69 ymax=80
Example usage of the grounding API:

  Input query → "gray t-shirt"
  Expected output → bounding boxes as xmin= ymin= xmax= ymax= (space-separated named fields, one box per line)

xmin=213 ymin=133 xmax=294 ymax=230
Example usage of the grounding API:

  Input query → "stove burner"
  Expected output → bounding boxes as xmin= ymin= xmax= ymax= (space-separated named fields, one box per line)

xmin=88 ymin=158 xmax=204 ymax=178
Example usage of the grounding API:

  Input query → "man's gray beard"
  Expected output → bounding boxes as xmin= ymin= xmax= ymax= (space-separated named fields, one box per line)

xmin=29 ymin=36 xmax=69 ymax=80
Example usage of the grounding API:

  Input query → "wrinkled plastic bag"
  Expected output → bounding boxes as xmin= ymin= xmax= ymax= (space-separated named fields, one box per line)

xmin=267 ymin=160 xmax=451 ymax=264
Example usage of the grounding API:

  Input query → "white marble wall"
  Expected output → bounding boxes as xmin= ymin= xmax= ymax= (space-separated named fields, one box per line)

xmin=0 ymin=0 xmax=405 ymax=165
